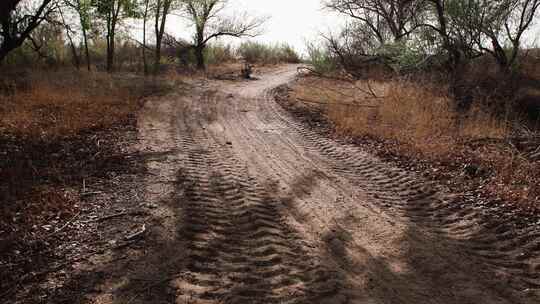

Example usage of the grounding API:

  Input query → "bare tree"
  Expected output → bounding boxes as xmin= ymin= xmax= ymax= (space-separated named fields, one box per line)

xmin=56 ymin=2 xmax=81 ymax=69
xmin=420 ymin=0 xmax=464 ymax=69
xmin=153 ymin=0 xmax=175 ymax=72
xmin=162 ymin=33 xmax=193 ymax=65
xmin=179 ymin=0 xmax=266 ymax=70
xmin=94 ymin=0 xmax=138 ymax=72
xmin=325 ymin=0 xmax=427 ymax=44
xmin=142 ymin=0 xmax=150 ymax=74
xmin=64 ymin=0 xmax=93 ymax=71
xmin=430 ymin=0 xmax=540 ymax=71
xmin=477 ymin=0 xmax=540 ymax=70
xmin=0 ymin=0 xmax=56 ymax=63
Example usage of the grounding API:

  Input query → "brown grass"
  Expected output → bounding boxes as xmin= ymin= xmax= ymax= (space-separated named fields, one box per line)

xmin=293 ymin=77 xmax=509 ymax=151
xmin=290 ymin=75 xmax=539 ymax=208
xmin=0 ymin=69 xmax=175 ymax=239
xmin=0 ymin=70 xmax=174 ymax=139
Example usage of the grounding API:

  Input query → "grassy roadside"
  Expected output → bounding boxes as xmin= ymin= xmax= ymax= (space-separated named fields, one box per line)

xmin=0 ymin=70 xmax=178 ymax=254
xmin=280 ymin=74 xmax=540 ymax=212
xmin=0 ymin=63 xmax=272 ymax=268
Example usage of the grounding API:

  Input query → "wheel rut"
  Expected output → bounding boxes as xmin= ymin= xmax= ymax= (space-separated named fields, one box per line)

xmin=132 ymin=66 xmax=540 ymax=304
xmin=171 ymin=119 xmax=347 ymax=304
xmin=261 ymin=85 xmax=540 ymax=293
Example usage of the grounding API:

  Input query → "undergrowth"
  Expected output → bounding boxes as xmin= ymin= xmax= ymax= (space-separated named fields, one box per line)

xmin=0 ymin=70 xmax=174 ymax=139
xmin=0 ymin=69 xmax=175 ymax=240
xmin=289 ymin=75 xmax=540 ymax=208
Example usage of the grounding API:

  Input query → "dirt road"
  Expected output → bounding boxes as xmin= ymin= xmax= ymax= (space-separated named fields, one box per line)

xmin=132 ymin=65 xmax=540 ymax=304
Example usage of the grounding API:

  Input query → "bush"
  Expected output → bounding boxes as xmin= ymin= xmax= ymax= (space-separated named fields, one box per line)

xmin=205 ymin=42 xmax=236 ymax=65
xmin=305 ymin=42 xmax=338 ymax=74
xmin=237 ymin=41 xmax=301 ymax=65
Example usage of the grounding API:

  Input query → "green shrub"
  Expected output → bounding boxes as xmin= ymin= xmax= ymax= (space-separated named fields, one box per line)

xmin=305 ymin=42 xmax=338 ymax=74
xmin=237 ymin=42 xmax=300 ymax=64
xmin=205 ymin=42 xmax=236 ymax=65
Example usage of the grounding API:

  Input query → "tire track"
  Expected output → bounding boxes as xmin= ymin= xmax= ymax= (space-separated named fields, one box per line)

xmin=171 ymin=107 xmax=348 ymax=304
xmin=262 ymin=88 xmax=540 ymax=292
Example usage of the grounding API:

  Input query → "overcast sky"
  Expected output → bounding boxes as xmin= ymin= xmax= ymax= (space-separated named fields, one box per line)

xmin=163 ymin=0 xmax=539 ymax=54
xmin=166 ymin=0 xmax=344 ymax=54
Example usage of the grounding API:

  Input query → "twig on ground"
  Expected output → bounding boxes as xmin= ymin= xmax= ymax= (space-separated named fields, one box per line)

xmin=41 ymin=211 xmax=82 ymax=239
xmin=125 ymin=224 xmax=147 ymax=241
xmin=81 ymin=191 xmax=103 ymax=197
xmin=113 ymin=224 xmax=148 ymax=250
xmin=86 ymin=210 xmax=147 ymax=223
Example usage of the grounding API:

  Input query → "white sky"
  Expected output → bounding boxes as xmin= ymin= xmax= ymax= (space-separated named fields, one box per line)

xmin=166 ymin=0 xmax=344 ymax=54
xmin=162 ymin=0 xmax=539 ymax=54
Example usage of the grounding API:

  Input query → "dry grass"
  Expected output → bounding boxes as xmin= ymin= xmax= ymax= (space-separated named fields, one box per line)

xmin=290 ymin=75 xmax=540 ymax=208
xmin=0 ymin=70 xmax=174 ymax=139
xmin=0 ymin=69 xmax=175 ymax=239
xmin=292 ymin=77 xmax=509 ymax=154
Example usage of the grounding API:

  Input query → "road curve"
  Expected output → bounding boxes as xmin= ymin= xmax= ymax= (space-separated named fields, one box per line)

xmin=137 ymin=65 xmax=540 ymax=304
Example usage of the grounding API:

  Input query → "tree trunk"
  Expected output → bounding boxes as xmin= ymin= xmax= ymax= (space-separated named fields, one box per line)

xmin=68 ymin=37 xmax=80 ymax=70
xmin=65 ymin=29 xmax=80 ymax=69
xmin=106 ymin=1 xmax=120 ymax=73
xmin=195 ymin=46 xmax=205 ymax=70
xmin=107 ymin=35 xmax=115 ymax=72
xmin=0 ymin=39 xmax=23 ymax=63
xmin=109 ymin=38 xmax=115 ymax=72
xmin=142 ymin=0 xmax=149 ymax=75
xmin=492 ymin=39 xmax=510 ymax=72
xmin=82 ymin=26 xmax=91 ymax=71
xmin=154 ymin=0 xmax=171 ymax=74
xmin=58 ymin=4 xmax=80 ymax=70
xmin=0 ymin=48 xmax=9 ymax=64
xmin=431 ymin=0 xmax=460 ymax=71
xmin=154 ymin=43 xmax=161 ymax=72
xmin=0 ymin=45 xmax=11 ymax=63
xmin=0 ymin=0 xmax=52 ymax=63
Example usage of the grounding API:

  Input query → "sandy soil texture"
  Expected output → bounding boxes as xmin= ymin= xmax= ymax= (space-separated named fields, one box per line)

xmin=40 ymin=66 xmax=540 ymax=304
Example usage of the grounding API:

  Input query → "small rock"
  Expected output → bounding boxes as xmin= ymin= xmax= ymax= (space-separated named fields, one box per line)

xmin=142 ymin=202 xmax=158 ymax=209
xmin=226 ymin=141 xmax=232 ymax=145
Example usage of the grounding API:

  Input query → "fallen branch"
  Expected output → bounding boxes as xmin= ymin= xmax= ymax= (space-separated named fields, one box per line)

xmin=125 ymin=224 xmax=147 ymax=241
xmin=87 ymin=210 xmax=147 ymax=223
xmin=297 ymin=66 xmax=351 ymax=82
xmin=297 ymin=66 xmax=384 ymax=99
xmin=40 ymin=211 xmax=81 ymax=239
xmin=81 ymin=191 xmax=103 ymax=197
xmin=112 ymin=224 xmax=148 ymax=250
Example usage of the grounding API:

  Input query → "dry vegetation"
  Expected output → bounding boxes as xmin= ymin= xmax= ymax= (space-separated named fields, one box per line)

xmin=0 ymin=61 xmax=286 ymax=251
xmin=294 ymin=77 xmax=508 ymax=148
xmin=289 ymin=68 xmax=540 ymax=210
xmin=0 ymin=57 xmax=286 ymax=245
xmin=0 ymin=70 xmax=176 ymax=242
xmin=2 ymin=73 xmax=134 ymax=138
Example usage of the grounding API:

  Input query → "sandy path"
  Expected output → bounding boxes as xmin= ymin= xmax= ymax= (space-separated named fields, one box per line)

xmin=132 ymin=66 xmax=540 ymax=304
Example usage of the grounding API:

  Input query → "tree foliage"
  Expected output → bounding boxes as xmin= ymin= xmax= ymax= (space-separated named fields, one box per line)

xmin=325 ymin=0 xmax=540 ymax=73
